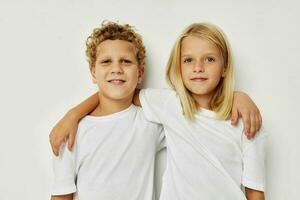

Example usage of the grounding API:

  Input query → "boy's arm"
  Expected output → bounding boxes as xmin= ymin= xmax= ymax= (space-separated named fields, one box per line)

xmin=245 ymin=188 xmax=265 ymax=200
xmin=231 ymin=91 xmax=262 ymax=139
xmin=51 ymin=194 xmax=73 ymax=200
xmin=49 ymin=92 xmax=99 ymax=156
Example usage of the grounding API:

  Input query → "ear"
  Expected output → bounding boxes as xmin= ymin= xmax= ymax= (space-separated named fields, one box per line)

xmin=89 ymin=66 xmax=97 ymax=83
xmin=138 ymin=65 xmax=145 ymax=83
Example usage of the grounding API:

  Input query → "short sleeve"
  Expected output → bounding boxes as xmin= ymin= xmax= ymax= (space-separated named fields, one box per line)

xmin=139 ymin=88 xmax=174 ymax=124
xmin=51 ymin=143 xmax=77 ymax=195
xmin=242 ymin=128 xmax=268 ymax=192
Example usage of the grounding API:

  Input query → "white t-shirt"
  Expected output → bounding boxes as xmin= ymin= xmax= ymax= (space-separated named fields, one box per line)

xmin=51 ymin=104 xmax=165 ymax=200
xmin=140 ymin=89 xmax=267 ymax=200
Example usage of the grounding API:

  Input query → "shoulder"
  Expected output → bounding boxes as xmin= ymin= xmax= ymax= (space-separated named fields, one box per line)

xmin=224 ymin=119 xmax=267 ymax=137
xmin=140 ymin=88 xmax=176 ymax=100
xmin=135 ymin=105 xmax=161 ymax=126
xmin=73 ymin=116 xmax=101 ymax=144
xmin=77 ymin=116 xmax=95 ymax=131
xmin=140 ymin=88 xmax=179 ymax=109
xmin=135 ymin=105 xmax=164 ymax=126
xmin=227 ymin=120 xmax=268 ymax=150
xmin=131 ymin=105 xmax=164 ymax=137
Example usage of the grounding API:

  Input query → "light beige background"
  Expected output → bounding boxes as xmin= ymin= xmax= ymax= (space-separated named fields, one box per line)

xmin=0 ymin=0 xmax=299 ymax=199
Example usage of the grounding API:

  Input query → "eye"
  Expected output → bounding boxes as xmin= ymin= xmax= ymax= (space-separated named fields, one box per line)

xmin=121 ymin=59 xmax=132 ymax=64
xmin=183 ymin=57 xmax=193 ymax=63
xmin=101 ymin=59 xmax=111 ymax=64
xmin=205 ymin=57 xmax=216 ymax=62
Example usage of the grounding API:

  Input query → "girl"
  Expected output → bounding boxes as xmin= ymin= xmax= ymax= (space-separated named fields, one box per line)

xmin=137 ymin=23 xmax=266 ymax=199
xmin=50 ymin=23 xmax=265 ymax=199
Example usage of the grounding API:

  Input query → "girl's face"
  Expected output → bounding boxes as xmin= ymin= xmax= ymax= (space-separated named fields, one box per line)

xmin=180 ymin=35 xmax=225 ymax=106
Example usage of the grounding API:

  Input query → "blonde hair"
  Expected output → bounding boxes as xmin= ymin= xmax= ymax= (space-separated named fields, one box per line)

xmin=86 ymin=21 xmax=146 ymax=68
xmin=166 ymin=23 xmax=234 ymax=120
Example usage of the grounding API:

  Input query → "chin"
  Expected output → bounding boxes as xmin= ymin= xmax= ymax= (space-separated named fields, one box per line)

xmin=106 ymin=91 xmax=134 ymax=101
xmin=187 ymin=86 xmax=206 ymax=94
xmin=189 ymin=88 xmax=214 ymax=97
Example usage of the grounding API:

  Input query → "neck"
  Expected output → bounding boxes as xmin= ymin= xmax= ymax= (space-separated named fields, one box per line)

xmin=191 ymin=93 xmax=212 ymax=110
xmin=90 ymin=92 xmax=133 ymax=116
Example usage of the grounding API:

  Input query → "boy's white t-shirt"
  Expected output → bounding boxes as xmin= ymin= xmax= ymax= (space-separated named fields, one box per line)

xmin=51 ymin=104 xmax=165 ymax=200
xmin=140 ymin=88 xmax=267 ymax=200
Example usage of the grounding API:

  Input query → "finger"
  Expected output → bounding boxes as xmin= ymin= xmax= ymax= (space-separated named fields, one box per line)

xmin=242 ymin=111 xmax=251 ymax=139
xmin=257 ymin=110 xmax=262 ymax=131
xmin=249 ymin=112 xmax=256 ymax=139
xmin=254 ymin=114 xmax=259 ymax=135
xmin=255 ymin=111 xmax=260 ymax=133
xmin=231 ymin=107 xmax=239 ymax=126
xmin=67 ymin=128 xmax=77 ymax=151
xmin=52 ymin=134 xmax=66 ymax=156
xmin=49 ymin=126 xmax=62 ymax=156
xmin=53 ymin=146 xmax=59 ymax=156
xmin=50 ymin=137 xmax=59 ymax=156
xmin=49 ymin=133 xmax=57 ymax=156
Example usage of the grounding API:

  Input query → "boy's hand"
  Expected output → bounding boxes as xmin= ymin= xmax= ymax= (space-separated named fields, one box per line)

xmin=231 ymin=91 xmax=262 ymax=139
xmin=49 ymin=111 xmax=79 ymax=156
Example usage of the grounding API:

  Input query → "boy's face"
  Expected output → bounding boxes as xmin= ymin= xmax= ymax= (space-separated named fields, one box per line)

xmin=90 ymin=39 xmax=144 ymax=101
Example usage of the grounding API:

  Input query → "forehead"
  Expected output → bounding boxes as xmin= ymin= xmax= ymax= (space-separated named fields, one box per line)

xmin=96 ymin=39 xmax=137 ymax=57
xmin=181 ymin=35 xmax=220 ymax=55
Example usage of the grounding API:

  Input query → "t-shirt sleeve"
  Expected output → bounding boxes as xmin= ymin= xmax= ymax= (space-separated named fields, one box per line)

xmin=241 ymin=128 xmax=268 ymax=192
xmin=51 ymin=143 xmax=77 ymax=195
xmin=139 ymin=88 xmax=174 ymax=124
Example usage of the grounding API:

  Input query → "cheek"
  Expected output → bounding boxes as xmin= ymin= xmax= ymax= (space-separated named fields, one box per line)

xmin=180 ymin=65 xmax=190 ymax=82
xmin=95 ymin=70 xmax=104 ymax=80
xmin=126 ymin=69 xmax=139 ymax=82
xmin=93 ymin=70 xmax=107 ymax=85
xmin=210 ymin=68 xmax=224 ymax=84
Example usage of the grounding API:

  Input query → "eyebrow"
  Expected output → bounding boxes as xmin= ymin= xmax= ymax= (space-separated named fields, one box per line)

xmin=181 ymin=52 xmax=219 ymax=57
xmin=97 ymin=54 xmax=134 ymax=59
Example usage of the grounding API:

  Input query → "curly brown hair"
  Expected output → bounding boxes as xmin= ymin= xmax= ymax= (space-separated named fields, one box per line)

xmin=86 ymin=21 xmax=146 ymax=68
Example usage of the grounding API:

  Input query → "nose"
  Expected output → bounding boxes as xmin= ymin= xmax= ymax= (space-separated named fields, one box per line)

xmin=193 ymin=60 xmax=205 ymax=73
xmin=111 ymin=62 xmax=124 ymax=74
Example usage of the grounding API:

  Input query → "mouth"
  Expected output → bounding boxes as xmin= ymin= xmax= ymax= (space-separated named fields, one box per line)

xmin=190 ymin=77 xmax=208 ymax=82
xmin=107 ymin=79 xmax=126 ymax=84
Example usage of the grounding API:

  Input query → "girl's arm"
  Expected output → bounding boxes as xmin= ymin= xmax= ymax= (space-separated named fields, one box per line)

xmin=245 ymin=188 xmax=265 ymax=200
xmin=49 ymin=90 xmax=141 ymax=156
xmin=51 ymin=194 xmax=73 ymax=200
xmin=49 ymin=92 xmax=99 ymax=156
xmin=231 ymin=91 xmax=262 ymax=139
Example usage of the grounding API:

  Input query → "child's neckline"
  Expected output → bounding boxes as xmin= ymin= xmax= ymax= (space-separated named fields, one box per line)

xmin=196 ymin=107 xmax=218 ymax=119
xmin=85 ymin=104 xmax=135 ymax=121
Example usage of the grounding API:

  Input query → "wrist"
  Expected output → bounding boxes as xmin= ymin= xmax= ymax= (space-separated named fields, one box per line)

xmin=66 ymin=108 xmax=80 ymax=121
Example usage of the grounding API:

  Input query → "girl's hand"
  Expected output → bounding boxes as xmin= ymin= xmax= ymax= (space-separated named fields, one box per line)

xmin=231 ymin=92 xmax=262 ymax=139
xmin=49 ymin=110 xmax=79 ymax=156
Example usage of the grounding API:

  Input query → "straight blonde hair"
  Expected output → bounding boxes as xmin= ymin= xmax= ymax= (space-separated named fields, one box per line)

xmin=166 ymin=23 xmax=234 ymax=120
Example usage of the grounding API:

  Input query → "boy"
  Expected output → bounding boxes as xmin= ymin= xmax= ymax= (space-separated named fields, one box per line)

xmin=51 ymin=21 xmax=164 ymax=200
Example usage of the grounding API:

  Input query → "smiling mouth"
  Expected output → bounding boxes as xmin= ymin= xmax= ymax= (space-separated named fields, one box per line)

xmin=191 ymin=78 xmax=208 ymax=82
xmin=107 ymin=79 xmax=126 ymax=84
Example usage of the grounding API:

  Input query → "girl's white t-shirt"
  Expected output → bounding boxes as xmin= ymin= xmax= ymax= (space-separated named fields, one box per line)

xmin=140 ymin=88 xmax=267 ymax=200
xmin=52 ymin=104 xmax=165 ymax=200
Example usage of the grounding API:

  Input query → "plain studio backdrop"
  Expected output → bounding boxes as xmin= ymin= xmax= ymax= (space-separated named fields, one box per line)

xmin=0 ymin=0 xmax=299 ymax=199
